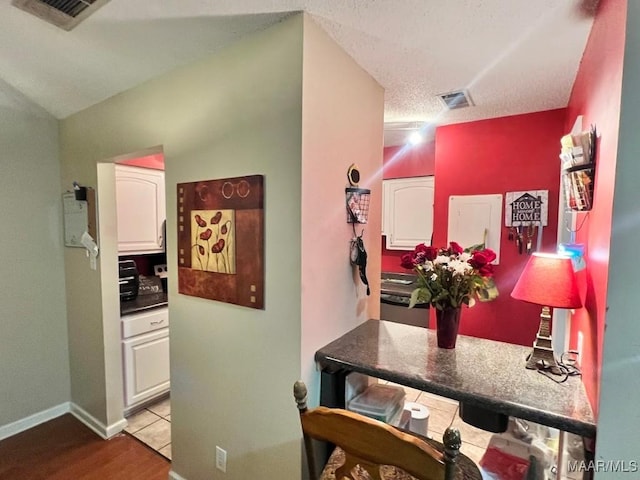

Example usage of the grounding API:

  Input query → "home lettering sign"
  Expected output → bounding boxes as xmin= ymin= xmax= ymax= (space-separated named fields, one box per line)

xmin=505 ymin=190 xmax=548 ymax=227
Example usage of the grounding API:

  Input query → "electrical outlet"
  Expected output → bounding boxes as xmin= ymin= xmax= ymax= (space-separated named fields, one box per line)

xmin=577 ymin=331 xmax=584 ymax=366
xmin=216 ymin=446 xmax=227 ymax=472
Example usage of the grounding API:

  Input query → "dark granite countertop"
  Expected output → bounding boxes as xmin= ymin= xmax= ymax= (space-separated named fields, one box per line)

xmin=120 ymin=292 xmax=168 ymax=316
xmin=315 ymin=319 xmax=596 ymax=438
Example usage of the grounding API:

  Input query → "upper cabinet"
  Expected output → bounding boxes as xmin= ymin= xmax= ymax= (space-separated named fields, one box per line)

xmin=383 ymin=176 xmax=435 ymax=250
xmin=115 ymin=165 xmax=166 ymax=254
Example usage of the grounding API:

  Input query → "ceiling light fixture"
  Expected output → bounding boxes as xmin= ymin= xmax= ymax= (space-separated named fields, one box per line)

xmin=408 ymin=131 xmax=424 ymax=145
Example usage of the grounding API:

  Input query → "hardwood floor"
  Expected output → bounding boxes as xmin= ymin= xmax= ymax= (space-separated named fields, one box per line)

xmin=0 ymin=414 xmax=170 ymax=480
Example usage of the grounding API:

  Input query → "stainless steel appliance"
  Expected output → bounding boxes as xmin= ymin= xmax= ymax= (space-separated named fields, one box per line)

xmin=380 ymin=275 xmax=429 ymax=328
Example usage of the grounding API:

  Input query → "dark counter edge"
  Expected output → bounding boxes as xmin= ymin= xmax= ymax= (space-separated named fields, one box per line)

xmin=120 ymin=293 xmax=168 ymax=316
xmin=315 ymin=351 xmax=597 ymax=439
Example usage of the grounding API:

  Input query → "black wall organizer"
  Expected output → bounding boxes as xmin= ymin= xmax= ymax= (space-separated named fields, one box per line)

xmin=560 ymin=125 xmax=597 ymax=212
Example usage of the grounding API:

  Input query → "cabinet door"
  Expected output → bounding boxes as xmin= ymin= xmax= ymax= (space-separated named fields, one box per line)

xmin=123 ymin=328 xmax=170 ymax=408
xmin=385 ymin=177 xmax=435 ymax=250
xmin=115 ymin=165 xmax=166 ymax=254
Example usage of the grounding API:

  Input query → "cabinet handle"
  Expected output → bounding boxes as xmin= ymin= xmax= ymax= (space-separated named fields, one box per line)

xmin=150 ymin=319 xmax=165 ymax=325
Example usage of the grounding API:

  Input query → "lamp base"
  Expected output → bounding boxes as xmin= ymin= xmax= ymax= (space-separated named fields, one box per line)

xmin=526 ymin=306 xmax=563 ymax=375
xmin=526 ymin=343 xmax=562 ymax=375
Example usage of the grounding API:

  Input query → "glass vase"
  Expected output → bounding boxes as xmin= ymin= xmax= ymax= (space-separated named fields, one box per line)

xmin=435 ymin=307 xmax=461 ymax=349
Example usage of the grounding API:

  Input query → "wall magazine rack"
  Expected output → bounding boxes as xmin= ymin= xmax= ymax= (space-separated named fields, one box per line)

xmin=560 ymin=125 xmax=597 ymax=212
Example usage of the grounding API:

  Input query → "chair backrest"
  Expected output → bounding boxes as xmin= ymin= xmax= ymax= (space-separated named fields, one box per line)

xmin=294 ymin=380 xmax=462 ymax=480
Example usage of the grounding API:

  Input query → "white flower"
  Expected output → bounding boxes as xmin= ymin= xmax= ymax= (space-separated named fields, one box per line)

xmin=449 ymin=259 xmax=472 ymax=276
xmin=434 ymin=255 xmax=450 ymax=264
xmin=458 ymin=252 xmax=472 ymax=262
xmin=421 ymin=261 xmax=434 ymax=272
xmin=430 ymin=273 xmax=438 ymax=281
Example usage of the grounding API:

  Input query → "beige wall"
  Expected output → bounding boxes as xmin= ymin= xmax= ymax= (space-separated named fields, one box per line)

xmin=61 ymin=14 xmax=303 ymax=480
xmin=300 ymin=16 xmax=384 ymax=404
xmin=0 ymin=82 xmax=70 ymax=428
xmin=59 ymin=12 xmax=383 ymax=479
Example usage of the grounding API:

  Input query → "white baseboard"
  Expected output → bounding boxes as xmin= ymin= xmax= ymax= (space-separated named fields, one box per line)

xmin=0 ymin=402 xmax=127 ymax=442
xmin=168 ymin=471 xmax=188 ymax=480
xmin=70 ymin=403 xmax=128 ymax=439
xmin=0 ymin=402 xmax=70 ymax=441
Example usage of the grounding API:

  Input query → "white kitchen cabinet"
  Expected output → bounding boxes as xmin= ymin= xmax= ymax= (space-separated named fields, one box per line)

xmin=122 ymin=308 xmax=170 ymax=411
xmin=115 ymin=165 xmax=166 ymax=254
xmin=383 ymin=176 xmax=435 ymax=250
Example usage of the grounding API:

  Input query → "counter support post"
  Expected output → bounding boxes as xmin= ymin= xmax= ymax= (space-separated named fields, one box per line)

xmin=314 ymin=368 xmax=349 ymax=467
xmin=320 ymin=368 xmax=348 ymax=409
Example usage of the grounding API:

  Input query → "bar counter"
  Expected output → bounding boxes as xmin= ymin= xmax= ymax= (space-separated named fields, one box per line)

xmin=315 ymin=319 xmax=596 ymax=438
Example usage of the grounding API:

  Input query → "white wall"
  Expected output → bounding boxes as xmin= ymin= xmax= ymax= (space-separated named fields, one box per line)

xmin=596 ymin=1 xmax=640 ymax=473
xmin=0 ymin=80 xmax=70 ymax=428
xmin=300 ymin=16 xmax=384 ymax=404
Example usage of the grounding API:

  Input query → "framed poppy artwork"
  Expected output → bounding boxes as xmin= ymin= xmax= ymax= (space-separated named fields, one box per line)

xmin=177 ymin=175 xmax=264 ymax=309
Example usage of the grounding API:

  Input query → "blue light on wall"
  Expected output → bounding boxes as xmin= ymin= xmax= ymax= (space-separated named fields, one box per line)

xmin=558 ymin=243 xmax=586 ymax=272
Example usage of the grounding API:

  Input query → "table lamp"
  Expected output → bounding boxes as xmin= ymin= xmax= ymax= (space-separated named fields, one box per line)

xmin=511 ymin=253 xmax=582 ymax=374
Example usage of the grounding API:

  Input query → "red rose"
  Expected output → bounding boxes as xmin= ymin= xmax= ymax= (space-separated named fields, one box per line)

xmin=414 ymin=243 xmax=429 ymax=254
xmin=482 ymin=249 xmax=497 ymax=263
xmin=469 ymin=250 xmax=491 ymax=268
xmin=424 ymin=246 xmax=439 ymax=261
xmin=449 ymin=242 xmax=464 ymax=255
xmin=400 ymin=253 xmax=414 ymax=270
xmin=479 ymin=264 xmax=495 ymax=277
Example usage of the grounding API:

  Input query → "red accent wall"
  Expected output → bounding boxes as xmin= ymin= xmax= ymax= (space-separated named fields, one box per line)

xmin=432 ymin=109 xmax=566 ymax=346
xmin=120 ymin=153 xmax=165 ymax=170
xmin=381 ymin=141 xmax=435 ymax=272
xmin=564 ymin=0 xmax=626 ymax=416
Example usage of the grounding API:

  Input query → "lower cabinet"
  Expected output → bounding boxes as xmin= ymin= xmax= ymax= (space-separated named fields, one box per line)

xmin=122 ymin=308 xmax=170 ymax=412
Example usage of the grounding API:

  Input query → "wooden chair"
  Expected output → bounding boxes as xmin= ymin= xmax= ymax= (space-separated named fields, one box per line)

xmin=294 ymin=380 xmax=481 ymax=480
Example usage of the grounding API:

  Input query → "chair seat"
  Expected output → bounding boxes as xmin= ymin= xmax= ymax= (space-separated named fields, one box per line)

xmin=321 ymin=445 xmax=481 ymax=480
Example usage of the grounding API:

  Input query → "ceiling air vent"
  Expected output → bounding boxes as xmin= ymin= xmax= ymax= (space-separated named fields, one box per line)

xmin=437 ymin=89 xmax=474 ymax=110
xmin=12 ymin=0 xmax=110 ymax=31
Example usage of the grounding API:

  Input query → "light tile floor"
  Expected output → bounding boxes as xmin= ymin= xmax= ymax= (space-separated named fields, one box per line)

xmin=125 ymin=396 xmax=172 ymax=460
xmin=124 ymin=388 xmax=580 ymax=478
xmin=385 ymin=382 xmax=492 ymax=466
xmin=385 ymin=381 xmax=582 ymax=479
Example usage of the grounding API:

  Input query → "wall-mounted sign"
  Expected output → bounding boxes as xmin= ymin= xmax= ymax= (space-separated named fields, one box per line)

xmin=505 ymin=190 xmax=548 ymax=227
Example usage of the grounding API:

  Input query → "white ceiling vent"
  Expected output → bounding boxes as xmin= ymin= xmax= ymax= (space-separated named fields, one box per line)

xmin=437 ymin=89 xmax=474 ymax=110
xmin=12 ymin=0 xmax=110 ymax=31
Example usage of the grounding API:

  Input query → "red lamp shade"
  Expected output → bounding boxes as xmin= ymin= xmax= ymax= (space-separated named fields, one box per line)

xmin=511 ymin=253 xmax=582 ymax=309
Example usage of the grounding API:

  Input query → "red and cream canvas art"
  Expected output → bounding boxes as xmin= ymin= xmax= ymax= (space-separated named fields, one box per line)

xmin=177 ymin=175 xmax=264 ymax=309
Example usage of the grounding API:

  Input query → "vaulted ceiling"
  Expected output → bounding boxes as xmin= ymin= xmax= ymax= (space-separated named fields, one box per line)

xmin=0 ymin=1 xmax=597 ymax=145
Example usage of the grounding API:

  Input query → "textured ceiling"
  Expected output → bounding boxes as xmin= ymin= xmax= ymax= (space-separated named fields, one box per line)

xmin=0 ymin=1 xmax=596 ymax=145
